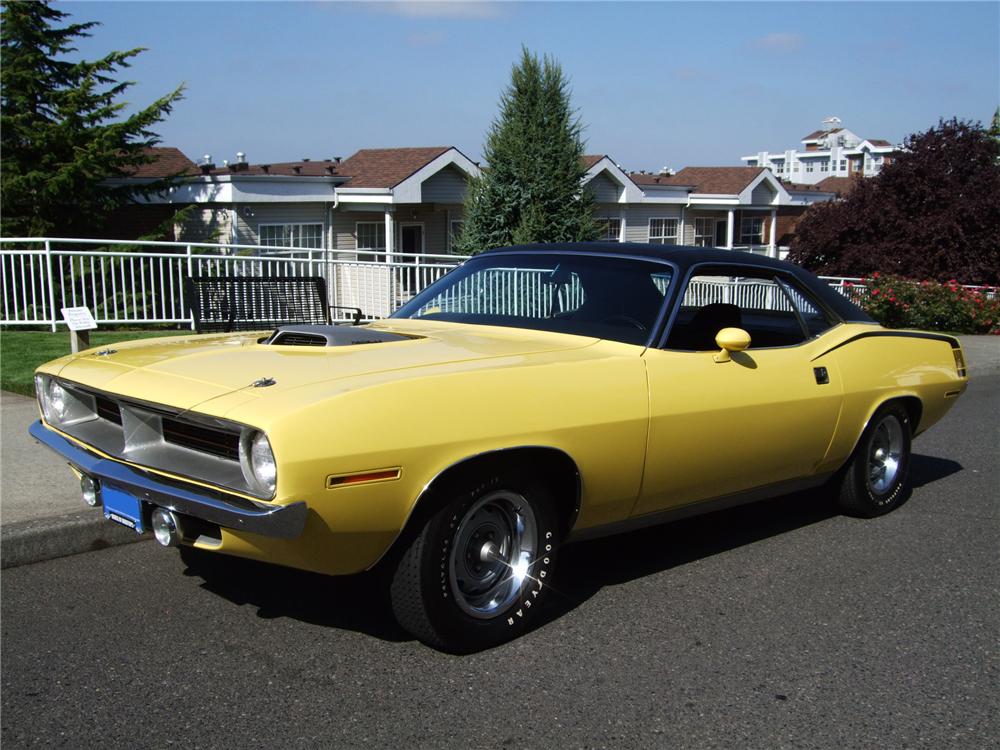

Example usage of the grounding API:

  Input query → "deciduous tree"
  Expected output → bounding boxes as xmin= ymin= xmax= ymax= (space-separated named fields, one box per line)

xmin=454 ymin=48 xmax=596 ymax=254
xmin=788 ymin=118 xmax=1000 ymax=285
xmin=1 ymin=0 xmax=184 ymax=237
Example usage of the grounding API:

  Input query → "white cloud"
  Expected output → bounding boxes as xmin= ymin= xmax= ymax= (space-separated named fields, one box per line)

xmin=373 ymin=1 xmax=503 ymax=20
xmin=751 ymin=32 xmax=804 ymax=53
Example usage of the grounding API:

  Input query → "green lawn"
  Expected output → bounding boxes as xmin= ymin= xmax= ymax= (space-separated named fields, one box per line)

xmin=0 ymin=329 xmax=186 ymax=396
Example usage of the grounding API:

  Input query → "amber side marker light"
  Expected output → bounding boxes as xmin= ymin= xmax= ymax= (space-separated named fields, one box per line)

xmin=326 ymin=468 xmax=401 ymax=489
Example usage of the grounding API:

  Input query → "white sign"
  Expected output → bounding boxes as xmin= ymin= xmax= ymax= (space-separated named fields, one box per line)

xmin=61 ymin=306 xmax=97 ymax=331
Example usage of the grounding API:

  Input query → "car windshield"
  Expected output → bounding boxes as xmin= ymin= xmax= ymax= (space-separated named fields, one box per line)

xmin=392 ymin=252 xmax=674 ymax=345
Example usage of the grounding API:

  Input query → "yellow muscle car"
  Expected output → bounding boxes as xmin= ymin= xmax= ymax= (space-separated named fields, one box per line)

xmin=31 ymin=244 xmax=968 ymax=652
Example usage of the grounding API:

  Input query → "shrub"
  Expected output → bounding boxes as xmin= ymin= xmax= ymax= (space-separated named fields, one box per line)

xmin=857 ymin=274 xmax=1000 ymax=334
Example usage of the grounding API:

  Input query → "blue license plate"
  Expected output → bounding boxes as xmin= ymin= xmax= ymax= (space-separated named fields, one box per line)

xmin=103 ymin=486 xmax=144 ymax=533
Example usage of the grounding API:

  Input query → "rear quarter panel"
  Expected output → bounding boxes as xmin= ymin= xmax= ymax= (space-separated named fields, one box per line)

xmin=814 ymin=327 xmax=966 ymax=474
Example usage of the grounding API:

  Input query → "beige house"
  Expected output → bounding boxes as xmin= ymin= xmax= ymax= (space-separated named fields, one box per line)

xmin=146 ymin=147 xmax=476 ymax=258
xmin=129 ymin=146 xmax=834 ymax=260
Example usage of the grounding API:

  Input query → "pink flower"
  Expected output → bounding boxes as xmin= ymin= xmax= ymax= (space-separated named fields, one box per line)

xmin=872 ymin=272 xmax=881 ymax=279
xmin=871 ymin=289 xmax=881 ymax=296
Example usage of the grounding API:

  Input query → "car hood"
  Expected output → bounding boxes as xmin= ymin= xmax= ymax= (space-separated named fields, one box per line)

xmin=48 ymin=319 xmax=600 ymax=413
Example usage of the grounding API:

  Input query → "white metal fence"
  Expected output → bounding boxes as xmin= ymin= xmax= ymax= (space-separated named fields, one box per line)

xmin=0 ymin=238 xmax=461 ymax=329
xmin=0 ymin=238 xmax=995 ymax=330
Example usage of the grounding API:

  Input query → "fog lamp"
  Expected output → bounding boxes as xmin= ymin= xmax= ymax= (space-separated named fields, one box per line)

xmin=151 ymin=508 xmax=181 ymax=547
xmin=81 ymin=475 xmax=101 ymax=507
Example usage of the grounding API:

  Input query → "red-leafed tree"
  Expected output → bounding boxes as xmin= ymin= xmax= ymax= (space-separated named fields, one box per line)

xmin=788 ymin=118 xmax=1000 ymax=285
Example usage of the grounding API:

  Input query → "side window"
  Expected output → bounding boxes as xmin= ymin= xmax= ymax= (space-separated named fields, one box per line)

xmin=666 ymin=266 xmax=833 ymax=351
xmin=778 ymin=278 xmax=834 ymax=337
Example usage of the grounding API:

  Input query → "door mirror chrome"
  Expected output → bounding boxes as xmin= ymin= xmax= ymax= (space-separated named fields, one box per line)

xmin=713 ymin=327 xmax=751 ymax=363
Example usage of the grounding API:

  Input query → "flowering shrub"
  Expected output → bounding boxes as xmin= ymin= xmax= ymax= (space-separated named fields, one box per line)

xmin=856 ymin=274 xmax=1000 ymax=334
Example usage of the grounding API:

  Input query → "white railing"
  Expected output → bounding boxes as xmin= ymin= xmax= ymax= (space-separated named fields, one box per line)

xmin=0 ymin=238 xmax=462 ymax=329
xmin=1 ymin=238 xmax=994 ymax=330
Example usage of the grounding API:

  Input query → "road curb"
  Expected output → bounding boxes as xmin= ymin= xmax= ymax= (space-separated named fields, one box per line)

xmin=1 ymin=511 xmax=149 ymax=569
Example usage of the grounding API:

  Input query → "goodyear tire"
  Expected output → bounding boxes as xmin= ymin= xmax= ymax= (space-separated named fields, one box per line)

xmin=390 ymin=473 xmax=558 ymax=653
xmin=837 ymin=402 xmax=912 ymax=518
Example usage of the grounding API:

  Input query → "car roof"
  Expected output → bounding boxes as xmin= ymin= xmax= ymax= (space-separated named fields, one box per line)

xmin=479 ymin=242 xmax=873 ymax=324
xmin=484 ymin=242 xmax=792 ymax=271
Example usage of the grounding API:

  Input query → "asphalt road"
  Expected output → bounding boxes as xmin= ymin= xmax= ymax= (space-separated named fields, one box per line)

xmin=3 ymin=375 xmax=998 ymax=750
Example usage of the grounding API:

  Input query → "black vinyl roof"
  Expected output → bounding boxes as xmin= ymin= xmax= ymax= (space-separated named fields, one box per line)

xmin=480 ymin=243 xmax=873 ymax=324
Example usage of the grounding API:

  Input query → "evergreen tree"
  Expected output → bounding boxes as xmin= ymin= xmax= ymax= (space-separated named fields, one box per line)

xmin=1 ymin=1 xmax=184 ymax=237
xmin=989 ymin=106 xmax=1000 ymax=161
xmin=788 ymin=118 xmax=1000 ymax=284
xmin=454 ymin=48 xmax=596 ymax=255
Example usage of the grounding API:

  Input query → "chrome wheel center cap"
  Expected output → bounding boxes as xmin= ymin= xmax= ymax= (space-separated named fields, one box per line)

xmin=480 ymin=541 xmax=500 ymax=563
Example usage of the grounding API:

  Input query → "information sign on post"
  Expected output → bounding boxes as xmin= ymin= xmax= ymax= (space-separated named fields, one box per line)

xmin=61 ymin=307 xmax=97 ymax=353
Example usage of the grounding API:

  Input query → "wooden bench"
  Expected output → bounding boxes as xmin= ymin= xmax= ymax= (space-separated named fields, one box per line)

xmin=185 ymin=276 xmax=361 ymax=333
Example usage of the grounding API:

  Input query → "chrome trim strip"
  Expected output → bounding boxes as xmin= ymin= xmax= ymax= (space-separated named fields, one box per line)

xmin=29 ymin=421 xmax=307 ymax=539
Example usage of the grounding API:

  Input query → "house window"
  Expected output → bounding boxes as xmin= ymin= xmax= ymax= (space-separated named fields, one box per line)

xmin=259 ymin=223 xmax=324 ymax=249
xmin=839 ymin=159 xmax=847 ymax=171
xmin=356 ymin=222 xmax=386 ymax=261
xmin=805 ymin=162 xmax=815 ymax=173
xmin=819 ymin=160 xmax=829 ymax=172
xmin=740 ymin=216 xmax=764 ymax=245
xmin=597 ymin=218 xmax=622 ymax=242
xmin=693 ymin=218 xmax=715 ymax=247
xmin=649 ymin=218 xmax=679 ymax=245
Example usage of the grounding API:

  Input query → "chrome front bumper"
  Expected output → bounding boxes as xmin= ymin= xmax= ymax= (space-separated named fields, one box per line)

xmin=30 ymin=421 xmax=307 ymax=539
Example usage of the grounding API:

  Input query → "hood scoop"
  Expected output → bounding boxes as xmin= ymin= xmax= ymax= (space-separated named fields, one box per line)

xmin=263 ymin=324 xmax=414 ymax=348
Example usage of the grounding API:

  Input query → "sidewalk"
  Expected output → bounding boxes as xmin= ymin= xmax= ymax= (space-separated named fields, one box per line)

xmin=1 ymin=390 xmax=145 ymax=568
xmin=2 ymin=335 xmax=997 ymax=568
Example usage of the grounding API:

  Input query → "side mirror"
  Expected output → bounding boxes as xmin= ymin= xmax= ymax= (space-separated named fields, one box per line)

xmin=713 ymin=327 xmax=751 ymax=363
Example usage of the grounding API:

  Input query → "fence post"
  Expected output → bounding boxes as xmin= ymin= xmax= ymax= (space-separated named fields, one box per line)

xmin=186 ymin=245 xmax=195 ymax=330
xmin=44 ymin=240 xmax=57 ymax=332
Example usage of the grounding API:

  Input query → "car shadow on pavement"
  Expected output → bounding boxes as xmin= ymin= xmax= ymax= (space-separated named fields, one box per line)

xmin=908 ymin=453 xmax=963 ymax=489
xmin=178 ymin=547 xmax=410 ymax=642
xmin=176 ymin=452 xmax=962 ymax=646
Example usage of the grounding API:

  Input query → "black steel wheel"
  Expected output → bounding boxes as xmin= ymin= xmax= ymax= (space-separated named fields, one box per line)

xmin=390 ymin=473 xmax=559 ymax=652
xmin=837 ymin=402 xmax=913 ymax=518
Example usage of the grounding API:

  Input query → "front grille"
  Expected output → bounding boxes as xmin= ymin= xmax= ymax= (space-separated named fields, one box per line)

xmin=162 ymin=417 xmax=240 ymax=461
xmin=95 ymin=395 xmax=122 ymax=425
xmin=51 ymin=379 xmax=264 ymax=498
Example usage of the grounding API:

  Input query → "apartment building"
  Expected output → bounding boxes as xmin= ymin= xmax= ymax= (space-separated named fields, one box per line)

xmin=741 ymin=117 xmax=899 ymax=186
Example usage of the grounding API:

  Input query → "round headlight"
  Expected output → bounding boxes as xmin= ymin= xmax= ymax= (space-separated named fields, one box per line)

xmin=48 ymin=380 xmax=68 ymax=419
xmin=240 ymin=431 xmax=276 ymax=495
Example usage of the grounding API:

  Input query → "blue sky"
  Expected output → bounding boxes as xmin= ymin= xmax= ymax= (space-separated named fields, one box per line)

xmin=65 ymin=1 xmax=999 ymax=171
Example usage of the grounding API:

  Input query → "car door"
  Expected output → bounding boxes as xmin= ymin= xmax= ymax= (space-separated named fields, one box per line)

xmin=634 ymin=265 xmax=844 ymax=516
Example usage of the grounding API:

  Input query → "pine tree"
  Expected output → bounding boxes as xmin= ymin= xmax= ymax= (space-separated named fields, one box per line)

xmin=1 ymin=1 xmax=184 ymax=237
xmin=989 ymin=106 xmax=1000 ymax=162
xmin=454 ymin=48 xmax=596 ymax=255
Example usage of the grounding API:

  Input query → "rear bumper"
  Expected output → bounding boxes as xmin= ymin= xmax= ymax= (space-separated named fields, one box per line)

xmin=29 ymin=420 xmax=307 ymax=539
